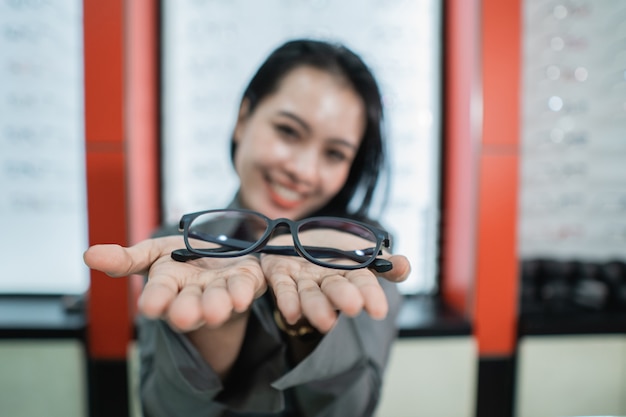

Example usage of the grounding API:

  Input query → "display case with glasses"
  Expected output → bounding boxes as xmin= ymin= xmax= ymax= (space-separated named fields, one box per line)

xmin=518 ymin=0 xmax=626 ymax=326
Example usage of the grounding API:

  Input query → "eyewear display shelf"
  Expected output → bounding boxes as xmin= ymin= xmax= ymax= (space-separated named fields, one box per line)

xmin=0 ymin=295 xmax=86 ymax=339
xmin=515 ymin=261 xmax=626 ymax=417
xmin=518 ymin=258 xmax=626 ymax=336
xmin=516 ymin=314 xmax=626 ymax=417
xmin=397 ymin=294 xmax=472 ymax=338
xmin=0 ymin=295 xmax=88 ymax=417
xmin=376 ymin=296 xmax=476 ymax=417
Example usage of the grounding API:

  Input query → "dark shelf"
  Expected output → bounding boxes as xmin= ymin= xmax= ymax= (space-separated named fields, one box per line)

xmin=518 ymin=310 xmax=626 ymax=336
xmin=397 ymin=295 xmax=472 ymax=338
xmin=0 ymin=295 xmax=86 ymax=339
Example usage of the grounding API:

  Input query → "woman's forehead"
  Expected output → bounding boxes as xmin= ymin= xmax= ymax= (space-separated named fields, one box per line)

xmin=263 ymin=67 xmax=366 ymax=138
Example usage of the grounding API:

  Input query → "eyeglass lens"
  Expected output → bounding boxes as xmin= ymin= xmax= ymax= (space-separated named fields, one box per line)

xmin=296 ymin=219 xmax=378 ymax=267
xmin=187 ymin=210 xmax=267 ymax=254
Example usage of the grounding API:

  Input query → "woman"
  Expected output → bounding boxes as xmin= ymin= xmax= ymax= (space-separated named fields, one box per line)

xmin=84 ymin=39 xmax=411 ymax=416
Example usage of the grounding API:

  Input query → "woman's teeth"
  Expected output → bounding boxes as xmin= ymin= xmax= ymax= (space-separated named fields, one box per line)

xmin=271 ymin=183 xmax=302 ymax=202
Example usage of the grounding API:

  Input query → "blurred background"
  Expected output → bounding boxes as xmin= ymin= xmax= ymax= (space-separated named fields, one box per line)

xmin=0 ymin=1 xmax=625 ymax=417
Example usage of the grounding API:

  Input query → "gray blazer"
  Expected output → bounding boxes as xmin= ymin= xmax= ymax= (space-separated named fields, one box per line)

xmin=138 ymin=202 xmax=402 ymax=416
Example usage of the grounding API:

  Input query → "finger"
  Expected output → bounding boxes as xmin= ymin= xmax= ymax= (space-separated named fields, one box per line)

xmin=261 ymin=254 xmax=303 ymax=324
xmin=298 ymin=279 xmax=337 ymax=333
xmin=201 ymin=280 xmax=235 ymax=327
xmin=227 ymin=276 xmax=257 ymax=313
xmin=319 ymin=275 xmax=364 ymax=317
xmin=167 ymin=284 xmax=205 ymax=331
xmin=268 ymin=272 xmax=301 ymax=324
xmin=83 ymin=236 xmax=182 ymax=277
xmin=226 ymin=262 xmax=267 ymax=313
xmin=137 ymin=276 xmax=179 ymax=319
xmin=83 ymin=244 xmax=135 ymax=277
xmin=348 ymin=272 xmax=389 ymax=320
xmin=377 ymin=255 xmax=411 ymax=282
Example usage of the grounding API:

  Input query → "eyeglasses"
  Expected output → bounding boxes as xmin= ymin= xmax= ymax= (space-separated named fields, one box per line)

xmin=171 ymin=209 xmax=393 ymax=273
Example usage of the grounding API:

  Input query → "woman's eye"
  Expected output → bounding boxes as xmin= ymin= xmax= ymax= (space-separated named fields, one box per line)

xmin=275 ymin=124 xmax=300 ymax=141
xmin=326 ymin=149 xmax=349 ymax=163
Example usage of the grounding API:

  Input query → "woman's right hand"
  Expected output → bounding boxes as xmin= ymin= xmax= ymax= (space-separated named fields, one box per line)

xmin=83 ymin=236 xmax=267 ymax=332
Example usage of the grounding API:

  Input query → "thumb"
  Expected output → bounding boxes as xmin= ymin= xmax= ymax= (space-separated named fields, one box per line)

xmin=83 ymin=236 xmax=182 ymax=278
xmin=377 ymin=254 xmax=411 ymax=283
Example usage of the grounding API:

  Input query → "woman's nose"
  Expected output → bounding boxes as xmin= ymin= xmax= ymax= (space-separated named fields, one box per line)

xmin=286 ymin=147 xmax=320 ymax=184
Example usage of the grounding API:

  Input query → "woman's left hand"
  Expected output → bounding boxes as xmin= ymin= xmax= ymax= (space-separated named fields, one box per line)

xmin=261 ymin=251 xmax=410 ymax=334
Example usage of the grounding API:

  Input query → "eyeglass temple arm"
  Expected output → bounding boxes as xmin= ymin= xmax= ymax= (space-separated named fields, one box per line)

xmin=172 ymin=247 xmax=393 ymax=273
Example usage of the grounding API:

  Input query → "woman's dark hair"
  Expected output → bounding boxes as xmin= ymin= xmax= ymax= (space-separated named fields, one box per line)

xmin=231 ymin=38 xmax=388 ymax=220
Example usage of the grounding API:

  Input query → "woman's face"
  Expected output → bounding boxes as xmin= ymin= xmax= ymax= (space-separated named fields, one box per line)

xmin=233 ymin=66 xmax=366 ymax=220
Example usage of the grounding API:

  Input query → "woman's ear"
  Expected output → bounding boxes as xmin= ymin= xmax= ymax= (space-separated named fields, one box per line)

xmin=233 ymin=98 xmax=251 ymax=144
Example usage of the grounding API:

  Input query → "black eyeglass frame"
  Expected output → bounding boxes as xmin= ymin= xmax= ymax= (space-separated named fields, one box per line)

xmin=171 ymin=208 xmax=393 ymax=273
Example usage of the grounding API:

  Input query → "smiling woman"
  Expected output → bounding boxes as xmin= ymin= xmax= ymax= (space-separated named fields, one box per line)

xmin=84 ymin=39 xmax=411 ymax=417
xmin=161 ymin=1 xmax=443 ymax=296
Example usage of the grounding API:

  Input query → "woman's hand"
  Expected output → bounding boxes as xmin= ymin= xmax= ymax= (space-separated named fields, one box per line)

xmin=83 ymin=236 xmax=267 ymax=332
xmin=261 ymin=246 xmax=410 ymax=334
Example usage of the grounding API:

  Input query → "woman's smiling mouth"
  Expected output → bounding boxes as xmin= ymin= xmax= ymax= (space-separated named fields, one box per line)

xmin=267 ymin=181 xmax=305 ymax=209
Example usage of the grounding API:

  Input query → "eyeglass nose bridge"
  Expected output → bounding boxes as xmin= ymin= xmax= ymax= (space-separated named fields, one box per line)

xmin=255 ymin=218 xmax=314 ymax=261
xmin=262 ymin=218 xmax=301 ymax=244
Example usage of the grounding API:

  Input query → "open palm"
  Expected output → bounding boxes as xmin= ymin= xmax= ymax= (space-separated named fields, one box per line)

xmin=83 ymin=236 xmax=267 ymax=332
